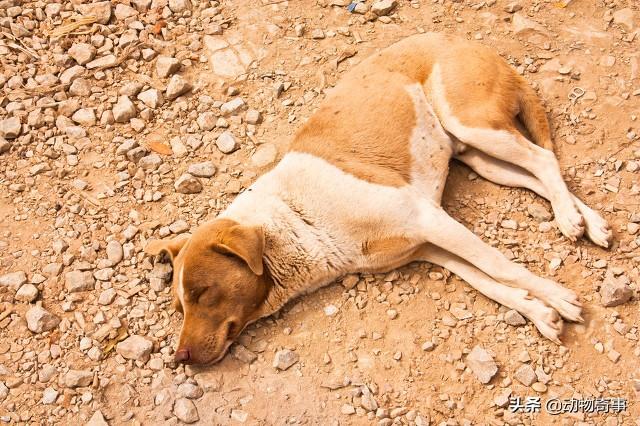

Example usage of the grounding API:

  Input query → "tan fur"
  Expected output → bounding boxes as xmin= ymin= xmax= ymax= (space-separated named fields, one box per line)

xmin=145 ymin=220 xmax=272 ymax=365
xmin=291 ymin=33 xmax=553 ymax=187
xmin=144 ymin=33 xmax=611 ymax=365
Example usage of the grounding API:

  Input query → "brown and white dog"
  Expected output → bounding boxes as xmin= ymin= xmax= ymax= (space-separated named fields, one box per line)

xmin=145 ymin=33 xmax=612 ymax=365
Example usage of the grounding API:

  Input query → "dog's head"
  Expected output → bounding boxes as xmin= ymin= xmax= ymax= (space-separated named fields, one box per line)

xmin=145 ymin=218 xmax=271 ymax=365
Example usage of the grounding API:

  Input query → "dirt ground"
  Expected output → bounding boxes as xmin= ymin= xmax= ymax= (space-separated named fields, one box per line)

xmin=0 ymin=0 xmax=639 ymax=425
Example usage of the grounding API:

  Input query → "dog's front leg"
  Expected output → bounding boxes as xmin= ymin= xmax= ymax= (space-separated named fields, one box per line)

xmin=416 ymin=201 xmax=583 ymax=323
xmin=414 ymin=244 xmax=564 ymax=343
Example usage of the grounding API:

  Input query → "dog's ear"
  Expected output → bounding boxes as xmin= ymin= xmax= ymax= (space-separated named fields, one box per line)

xmin=212 ymin=224 xmax=265 ymax=276
xmin=144 ymin=236 xmax=189 ymax=262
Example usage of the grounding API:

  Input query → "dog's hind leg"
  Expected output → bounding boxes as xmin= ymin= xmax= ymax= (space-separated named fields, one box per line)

xmin=415 ymin=244 xmax=564 ymax=343
xmin=429 ymin=65 xmax=585 ymax=243
xmin=456 ymin=148 xmax=612 ymax=248
xmin=416 ymin=201 xmax=583 ymax=323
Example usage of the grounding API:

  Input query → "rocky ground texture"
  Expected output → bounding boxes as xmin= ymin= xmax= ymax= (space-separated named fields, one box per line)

xmin=1 ymin=0 xmax=639 ymax=425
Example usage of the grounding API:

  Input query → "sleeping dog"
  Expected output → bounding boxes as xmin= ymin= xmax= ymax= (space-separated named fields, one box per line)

xmin=145 ymin=33 xmax=611 ymax=365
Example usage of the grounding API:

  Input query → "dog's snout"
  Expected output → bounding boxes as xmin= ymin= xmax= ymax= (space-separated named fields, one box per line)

xmin=174 ymin=347 xmax=191 ymax=363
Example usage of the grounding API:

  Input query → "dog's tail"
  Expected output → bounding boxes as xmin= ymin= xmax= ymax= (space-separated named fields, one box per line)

xmin=517 ymin=81 xmax=554 ymax=152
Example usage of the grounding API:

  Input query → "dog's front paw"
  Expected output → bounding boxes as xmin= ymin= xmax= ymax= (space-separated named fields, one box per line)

xmin=554 ymin=205 xmax=585 ymax=242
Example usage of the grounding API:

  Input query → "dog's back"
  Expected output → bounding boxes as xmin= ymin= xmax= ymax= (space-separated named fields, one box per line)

xmin=289 ymin=33 xmax=553 ymax=185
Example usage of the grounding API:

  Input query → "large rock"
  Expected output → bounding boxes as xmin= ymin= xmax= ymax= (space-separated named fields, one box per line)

xmin=137 ymin=89 xmax=164 ymax=108
xmin=174 ymin=398 xmax=199 ymax=423
xmin=68 ymin=43 xmax=96 ymax=65
xmin=72 ymin=108 xmax=96 ymax=126
xmin=169 ymin=0 xmax=192 ymax=13
xmin=514 ymin=364 xmax=536 ymax=386
xmin=0 ymin=271 xmax=27 ymax=290
xmin=220 ymin=98 xmax=245 ymax=115
xmin=64 ymin=370 xmax=93 ymax=388
xmin=26 ymin=306 xmax=60 ymax=333
xmin=75 ymin=2 xmax=112 ymax=24
xmin=613 ymin=8 xmax=635 ymax=31
xmin=371 ymin=0 xmax=397 ymax=16
xmin=155 ymin=56 xmax=181 ymax=78
xmin=174 ymin=174 xmax=203 ymax=194
xmin=0 ymin=117 xmax=21 ymax=139
xmin=465 ymin=345 xmax=498 ymax=384
xmin=113 ymin=96 xmax=137 ymax=123
xmin=165 ymin=75 xmax=191 ymax=100
xmin=216 ymin=131 xmax=238 ymax=154
xmin=15 ymin=284 xmax=39 ymax=303
xmin=116 ymin=335 xmax=153 ymax=362
xmin=187 ymin=161 xmax=216 ymax=178
xmin=106 ymin=240 xmax=124 ymax=265
xmin=65 ymin=270 xmax=95 ymax=293
xmin=600 ymin=273 xmax=633 ymax=307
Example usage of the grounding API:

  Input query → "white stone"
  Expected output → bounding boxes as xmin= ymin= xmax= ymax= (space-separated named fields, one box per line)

xmin=0 ymin=117 xmax=21 ymax=139
xmin=174 ymin=398 xmax=199 ymax=423
xmin=72 ymin=108 xmax=96 ymax=126
xmin=514 ymin=364 xmax=536 ymax=386
xmin=75 ymin=2 xmax=111 ymax=24
xmin=139 ymin=153 xmax=163 ymax=171
xmin=600 ymin=273 xmax=633 ymax=307
xmin=86 ymin=410 xmax=109 ymax=426
xmin=0 ymin=271 xmax=27 ymax=290
xmin=15 ymin=284 xmax=39 ymax=303
xmin=155 ymin=56 xmax=181 ymax=78
xmin=106 ymin=240 xmax=124 ymax=264
xmin=174 ymin=173 xmax=203 ymax=194
xmin=221 ymin=98 xmax=245 ymax=115
xmin=245 ymin=109 xmax=262 ymax=124
xmin=116 ymin=335 xmax=153 ymax=362
xmin=465 ymin=345 xmax=498 ymax=384
xmin=41 ymin=387 xmax=58 ymax=404
xmin=64 ymin=370 xmax=93 ymax=388
xmin=371 ymin=0 xmax=397 ymax=16
xmin=197 ymin=112 xmax=217 ymax=131
xmin=251 ymin=143 xmax=277 ymax=167
xmin=165 ymin=75 xmax=192 ymax=100
xmin=216 ymin=131 xmax=238 ymax=154
xmin=273 ymin=349 xmax=299 ymax=370
xmin=86 ymin=55 xmax=117 ymax=70
xmin=113 ymin=96 xmax=137 ymax=123
xmin=65 ymin=270 xmax=95 ymax=293
xmin=114 ymin=3 xmax=137 ymax=20
xmin=187 ymin=161 xmax=216 ymax=178
xmin=98 ymin=288 xmax=116 ymax=305
xmin=169 ymin=0 xmax=192 ymax=13
xmin=68 ymin=43 xmax=96 ymax=65
xmin=26 ymin=306 xmax=60 ymax=333
xmin=137 ymin=88 xmax=164 ymax=108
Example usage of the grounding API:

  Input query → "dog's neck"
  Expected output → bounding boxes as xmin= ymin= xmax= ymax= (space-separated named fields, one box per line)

xmin=219 ymin=155 xmax=353 ymax=316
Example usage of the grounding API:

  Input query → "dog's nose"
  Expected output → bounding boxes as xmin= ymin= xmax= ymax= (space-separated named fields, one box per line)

xmin=174 ymin=348 xmax=191 ymax=363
